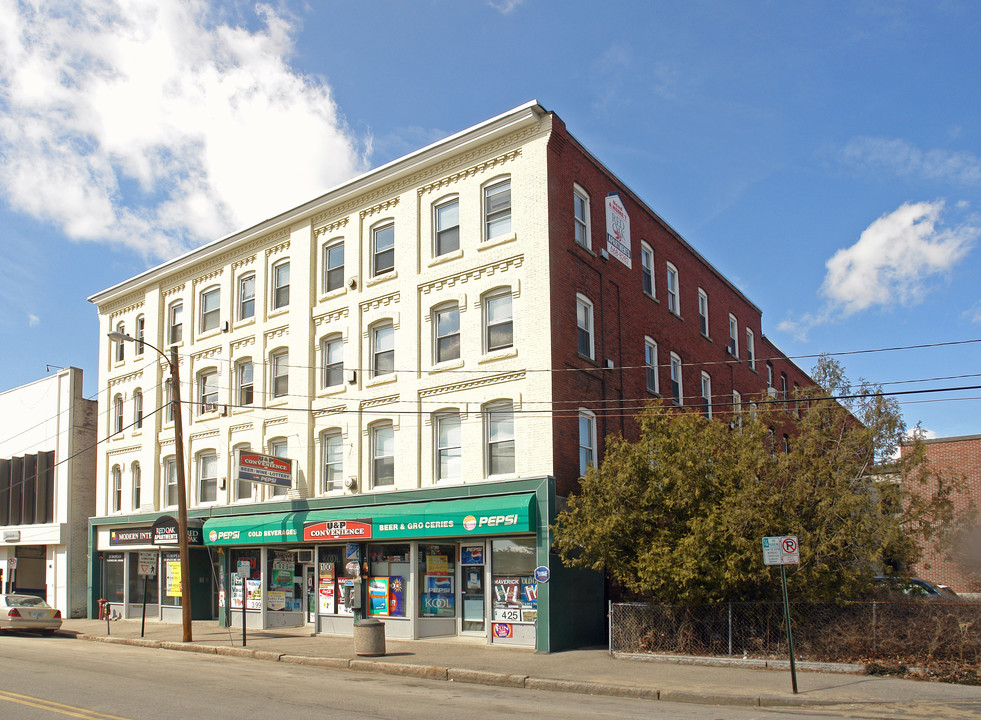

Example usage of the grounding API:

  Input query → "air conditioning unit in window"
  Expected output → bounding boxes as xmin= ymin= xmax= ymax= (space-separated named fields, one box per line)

xmin=202 ymin=402 xmax=218 ymax=413
xmin=726 ymin=343 xmax=736 ymax=356
xmin=766 ymin=387 xmax=778 ymax=399
xmin=297 ymin=549 xmax=314 ymax=563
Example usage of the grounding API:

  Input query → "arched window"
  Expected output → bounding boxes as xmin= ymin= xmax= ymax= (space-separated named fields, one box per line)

xmin=483 ymin=177 xmax=511 ymax=240
xmin=131 ymin=462 xmax=142 ymax=510
xmin=483 ymin=288 xmax=513 ymax=352
xmin=133 ymin=388 xmax=143 ymax=429
xmin=113 ymin=394 xmax=124 ymax=435
xmin=111 ymin=465 xmax=122 ymax=511
xmin=578 ymin=409 xmax=596 ymax=477
xmin=321 ymin=430 xmax=343 ymax=493
xmin=370 ymin=422 xmax=395 ymax=488
xmin=433 ymin=303 xmax=460 ymax=364
xmin=484 ymin=400 xmax=514 ymax=477
xmin=434 ymin=410 xmax=461 ymax=482
xmin=576 ymin=294 xmax=594 ymax=360
xmin=115 ymin=322 xmax=125 ymax=362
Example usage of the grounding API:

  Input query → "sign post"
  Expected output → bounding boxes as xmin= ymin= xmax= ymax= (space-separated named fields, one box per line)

xmin=6 ymin=557 xmax=15 ymax=594
xmin=237 ymin=561 xmax=251 ymax=647
xmin=138 ymin=552 xmax=156 ymax=638
xmin=762 ymin=535 xmax=800 ymax=694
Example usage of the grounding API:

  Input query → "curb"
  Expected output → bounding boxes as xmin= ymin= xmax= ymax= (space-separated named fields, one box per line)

xmin=61 ymin=631 xmax=835 ymax=708
xmin=615 ymin=652 xmax=865 ymax=675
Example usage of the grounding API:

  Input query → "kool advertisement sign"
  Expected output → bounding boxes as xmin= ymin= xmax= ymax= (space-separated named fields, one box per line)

xmin=238 ymin=451 xmax=292 ymax=489
xmin=605 ymin=193 xmax=631 ymax=268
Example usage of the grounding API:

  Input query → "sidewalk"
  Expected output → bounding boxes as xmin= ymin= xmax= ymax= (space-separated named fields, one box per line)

xmin=57 ymin=618 xmax=981 ymax=710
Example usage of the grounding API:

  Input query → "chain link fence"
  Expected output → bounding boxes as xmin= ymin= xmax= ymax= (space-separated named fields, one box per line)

xmin=610 ymin=600 xmax=981 ymax=666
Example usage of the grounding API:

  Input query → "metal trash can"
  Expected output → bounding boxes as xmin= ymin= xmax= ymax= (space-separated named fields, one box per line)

xmin=353 ymin=618 xmax=386 ymax=656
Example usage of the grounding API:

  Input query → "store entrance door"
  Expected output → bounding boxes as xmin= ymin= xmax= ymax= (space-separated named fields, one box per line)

xmin=303 ymin=565 xmax=316 ymax=626
xmin=460 ymin=542 xmax=485 ymax=634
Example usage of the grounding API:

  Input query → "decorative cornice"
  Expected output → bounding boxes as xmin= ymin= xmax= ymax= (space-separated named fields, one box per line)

xmin=313 ymin=307 xmax=350 ymax=328
xmin=263 ymin=416 xmax=289 ymax=429
xmin=193 ymin=267 xmax=224 ymax=287
xmin=229 ymin=422 xmax=253 ymax=434
xmin=108 ymin=369 xmax=145 ymax=388
xmin=313 ymin=404 xmax=348 ymax=418
xmin=360 ymin=394 xmax=399 ymax=410
xmin=230 ymin=336 xmax=256 ymax=352
xmin=313 ymin=216 xmax=350 ymax=238
xmin=265 ymin=237 xmax=290 ymax=258
xmin=107 ymin=445 xmax=141 ymax=458
xmin=190 ymin=345 xmax=224 ymax=364
xmin=162 ymin=283 xmax=186 ymax=299
xmin=189 ymin=429 xmax=220 ymax=442
xmin=231 ymin=255 xmax=256 ymax=272
xmin=360 ymin=292 xmax=399 ymax=315
xmin=418 ymin=149 xmax=521 ymax=197
xmin=418 ymin=370 xmax=526 ymax=398
xmin=360 ymin=197 xmax=399 ymax=220
xmin=265 ymin=325 xmax=289 ymax=343
xmin=420 ymin=255 xmax=523 ymax=295
xmin=108 ymin=297 xmax=146 ymax=322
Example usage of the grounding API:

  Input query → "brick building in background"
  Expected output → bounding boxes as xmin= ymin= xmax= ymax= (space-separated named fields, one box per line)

xmin=906 ymin=434 xmax=981 ymax=594
xmin=88 ymin=101 xmax=813 ymax=651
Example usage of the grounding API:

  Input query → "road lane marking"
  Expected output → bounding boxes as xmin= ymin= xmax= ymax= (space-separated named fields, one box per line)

xmin=0 ymin=689 xmax=133 ymax=720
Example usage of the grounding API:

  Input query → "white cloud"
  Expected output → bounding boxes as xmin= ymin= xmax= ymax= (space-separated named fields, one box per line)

xmin=0 ymin=0 xmax=363 ymax=261
xmin=27 ymin=314 xmax=39 ymax=327
xmin=841 ymin=137 xmax=981 ymax=185
xmin=822 ymin=201 xmax=976 ymax=316
xmin=489 ymin=0 xmax=525 ymax=14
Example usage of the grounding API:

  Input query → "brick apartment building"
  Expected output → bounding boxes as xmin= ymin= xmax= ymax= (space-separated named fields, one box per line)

xmin=87 ymin=101 xmax=812 ymax=651
xmin=905 ymin=434 xmax=981 ymax=594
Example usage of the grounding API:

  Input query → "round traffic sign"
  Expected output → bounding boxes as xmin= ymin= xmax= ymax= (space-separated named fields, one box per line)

xmin=781 ymin=537 xmax=797 ymax=554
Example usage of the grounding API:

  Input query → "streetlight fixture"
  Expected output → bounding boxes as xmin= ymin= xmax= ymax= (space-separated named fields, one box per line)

xmin=108 ymin=331 xmax=193 ymax=642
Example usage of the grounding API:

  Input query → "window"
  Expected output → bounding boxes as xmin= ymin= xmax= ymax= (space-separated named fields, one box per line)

xmin=199 ymin=370 xmax=218 ymax=413
xmin=164 ymin=458 xmax=177 ymax=508
xmin=133 ymin=389 xmax=143 ymax=429
xmin=641 ymin=243 xmax=654 ymax=296
xmin=783 ymin=434 xmax=790 ymax=454
xmin=435 ymin=412 xmax=461 ymax=482
xmin=766 ymin=361 xmax=774 ymax=389
xmin=322 ymin=336 xmax=343 ymax=388
xmin=323 ymin=240 xmax=344 ymax=292
xmin=164 ymin=379 xmax=174 ymax=423
xmin=670 ymin=353 xmax=683 ymax=405
xmin=239 ymin=274 xmax=255 ymax=320
xmin=168 ymin=301 xmax=183 ymax=345
xmin=271 ymin=352 xmax=289 ymax=398
xmin=115 ymin=323 xmax=125 ymax=362
xmin=484 ymin=290 xmax=513 ymax=352
xmin=321 ymin=431 xmax=343 ymax=493
xmin=200 ymin=287 xmax=220 ymax=332
xmin=578 ymin=410 xmax=596 ymax=477
xmin=666 ymin=263 xmax=679 ymax=315
xmin=135 ymin=316 xmax=145 ymax=356
xmin=272 ymin=261 xmax=290 ymax=309
xmin=732 ymin=391 xmax=742 ymax=430
xmin=434 ymin=304 xmax=460 ymax=364
xmin=484 ymin=179 xmax=511 ymax=240
xmin=698 ymin=289 xmax=709 ymax=336
xmin=113 ymin=394 xmax=123 ymax=434
xmin=781 ymin=373 xmax=788 ymax=406
xmin=238 ymin=360 xmax=253 ymax=406
xmin=111 ymin=466 xmax=122 ymax=512
xmin=701 ymin=372 xmax=712 ymax=418
xmin=235 ymin=447 xmax=253 ymax=501
xmin=746 ymin=328 xmax=756 ymax=369
xmin=198 ymin=452 xmax=217 ymax=504
xmin=372 ymin=223 xmax=395 ymax=276
xmin=434 ymin=199 xmax=460 ymax=256
xmin=270 ymin=439 xmax=289 ymax=496
xmin=372 ymin=423 xmax=395 ymax=487
xmin=645 ymin=338 xmax=659 ymax=394
xmin=486 ymin=401 xmax=515 ymax=476
xmin=372 ymin=323 xmax=394 ymax=377
xmin=728 ymin=315 xmax=739 ymax=357
xmin=576 ymin=294 xmax=594 ymax=360
xmin=132 ymin=462 xmax=141 ymax=510
xmin=573 ymin=186 xmax=590 ymax=249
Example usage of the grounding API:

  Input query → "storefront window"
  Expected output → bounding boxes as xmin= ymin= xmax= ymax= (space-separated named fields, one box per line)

xmin=418 ymin=544 xmax=456 ymax=618
xmin=160 ymin=551 xmax=181 ymax=607
xmin=367 ymin=544 xmax=408 ymax=618
xmin=127 ymin=553 xmax=159 ymax=604
xmin=317 ymin=546 xmax=359 ymax=615
xmin=266 ymin=550 xmax=301 ymax=612
xmin=228 ymin=549 xmax=261 ymax=611
xmin=104 ymin=553 xmax=125 ymax=606
xmin=491 ymin=538 xmax=537 ymax=625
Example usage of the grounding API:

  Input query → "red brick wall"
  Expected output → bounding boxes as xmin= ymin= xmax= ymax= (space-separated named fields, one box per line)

xmin=904 ymin=435 xmax=981 ymax=593
xmin=544 ymin=115 xmax=813 ymax=497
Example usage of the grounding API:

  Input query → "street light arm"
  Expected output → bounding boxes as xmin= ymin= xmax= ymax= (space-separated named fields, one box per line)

xmin=106 ymin=332 xmax=170 ymax=368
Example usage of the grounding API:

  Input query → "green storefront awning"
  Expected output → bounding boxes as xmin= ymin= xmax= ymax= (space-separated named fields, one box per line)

xmin=203 ymin=494 xmax=536 ymax=546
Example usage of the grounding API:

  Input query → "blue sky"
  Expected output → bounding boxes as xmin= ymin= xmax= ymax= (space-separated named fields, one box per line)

xmin=1 ymin=0 xmax=980 ymax=438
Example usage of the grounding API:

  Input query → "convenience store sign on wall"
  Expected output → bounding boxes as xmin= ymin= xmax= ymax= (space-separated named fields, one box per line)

xmin=204 ymin=496 xmax=535 ymax=547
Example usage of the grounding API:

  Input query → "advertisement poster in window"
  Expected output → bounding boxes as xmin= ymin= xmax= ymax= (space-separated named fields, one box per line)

xmin=165 ymin=559 xmax=181 ymax=597
xmin=422 ymin=574 xmax=454 ymax=617
xmin=461 ymin=545 xmax=484 ymax=565
xmin=230 ymin=577 xmax=262 ymax=610
xmin=338 ymin=579 xmax=355 ymax=616
xmin=368 ymin=577 xmax=389 ymax=615
xmin=426 ymin=554 xmax=449 ymax=575
xmin=389 ymin=576 xmax=404 ymax=617
xmin=493 ymin=576 xmax=536 ymax=623
xmin=319 ymin=562 xmax=336 ymax=614
xmin=493 ymin=623 xmax=513 ymax=638
xmin=268 ymin=590 xmax=287 ymax=611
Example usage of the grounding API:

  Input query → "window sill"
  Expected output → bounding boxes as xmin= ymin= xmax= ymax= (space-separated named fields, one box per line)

xmin=235 ymin=317 xmax=256 ymax=330
xmin=366 ymin=374 xmax=397 ymax=388
xmin=266 ymin=397 xmax=289 ymax=408
xmin=485 ymin=472 xmax=518 ymax=482
xmin=429 ymin=359 xmax=464 ymax=374
xmin=319 ymin=286 xmax=348 ymax=303
xmin=429 ymin=249 xmax=463 ymax=268
xmin=574 ymin=240 xmax=595 ymax=256
xmin=479 ymin=231 xmax=517 ymax=251
xmin=478 ymin=347 xmax=517 ymax=364
xmin=366 ymin=270 xmax=397 ymax=287
xmin=318 ymin=384 xmax=348 ymax=398
xmin=197 ymin=328 xmax=222 ymax=342
xmin=576 ymin=353 xmax=598 ymax=366
xmin=268 ymin=306 xmax=289 ymax=321
xmin=644 ymin=292 xmax=659 ymax=304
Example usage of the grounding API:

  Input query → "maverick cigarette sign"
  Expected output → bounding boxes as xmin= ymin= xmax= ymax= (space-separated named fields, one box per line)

xmin=238 ymin=451 xmax=293 ymax=489
xmin=303 ymin=519 xmax=372 ymax=541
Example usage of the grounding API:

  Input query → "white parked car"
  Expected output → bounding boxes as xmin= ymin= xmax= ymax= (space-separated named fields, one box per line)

xmin=0 ymin=594 xmax=63 ymax=635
